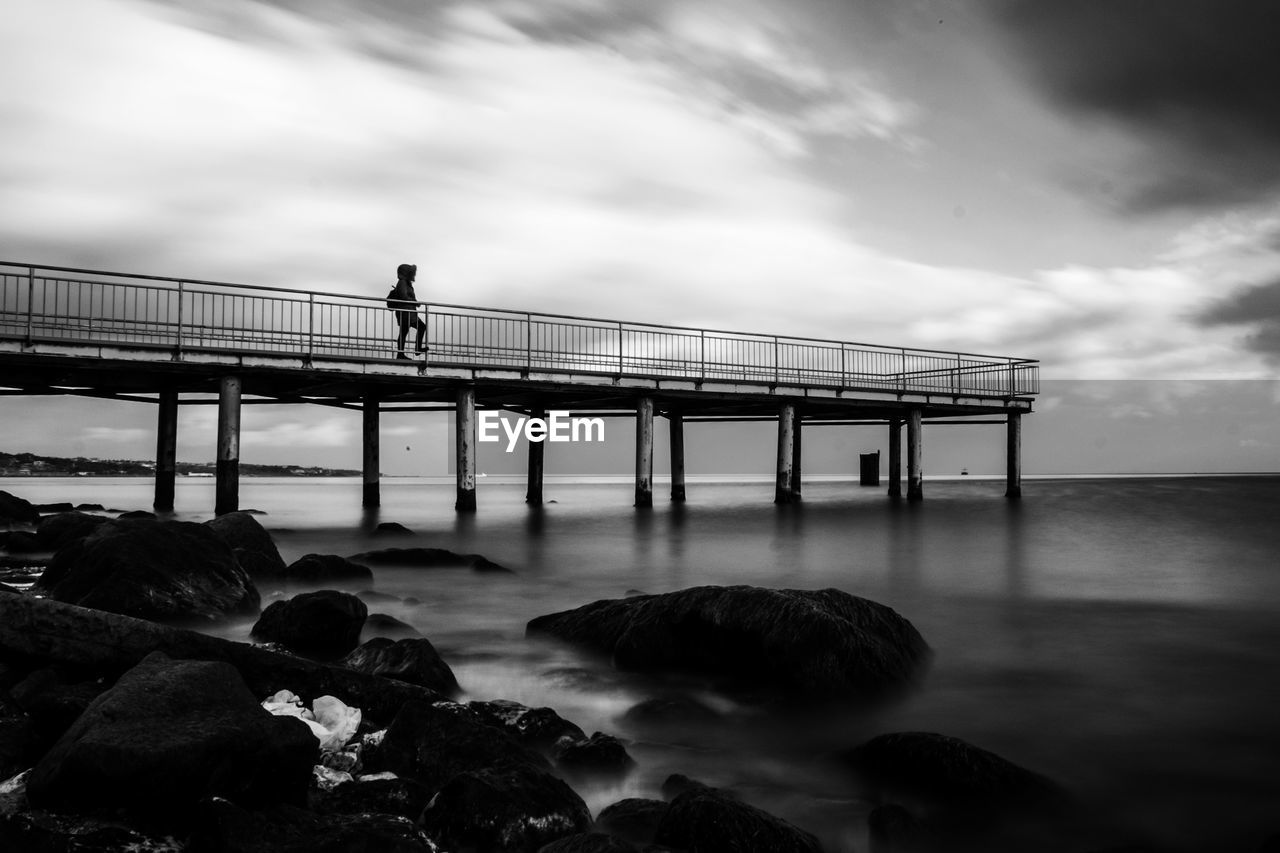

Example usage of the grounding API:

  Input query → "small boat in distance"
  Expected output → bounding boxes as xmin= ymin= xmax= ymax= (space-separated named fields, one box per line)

xmin=960 ymin=468 xmax=969 ymax=476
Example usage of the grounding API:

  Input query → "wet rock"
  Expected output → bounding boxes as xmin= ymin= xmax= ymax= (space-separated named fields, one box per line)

xmin=374 ymin=522 xmax=415 ymax=536
xmin=554 ymin=732 xmax=635 ymax=783
xmin=26 ymin=652 xmax=318 ymax=822
xmin=842 ymin=732 xmax=1062 ymax=812
xmin=282 ymin=553 xmax=374 ymax=589
xmin=8 ymin=667 xmax=105 ymax=742
xmin=467 ymin=699 xmax=586 ymax=754
xmin=33 ymin=502 xmax=75 ymax=515
xmin=117 ymin=510 xmax=157 ymax=520
xmin=418 ymin=763 xmax=591 ymax=853
xmin=363 ymin=699 xmax=549 ymax=794
xmin=343 ymin=637 xmax=458 ymax=695
xmin=251 ymin=590 xmax=368 ymax=660
xmin=622 ymin=696 xmax=721 ymax=727
xmin=661 ymin=774 xmax=716 ymax=801
xmin=349 ymin=546 xmax=512 ymax=573
xmin=188 ymin=795 xmax=435 ymax=852
xmin=0 ymin=699 xmax=38 ymax=781
xmin=74 ymin=503 xmax=105 ymax=511
xmin=0 ymin=582 xmax=21 ymax=596
xmin=868 ymin=803 xmax=936 ymax=853
xmin=1 ymin=771 xmax=184 ymax=853
xmin=35 ymin=518 xmax=260 ymax=623
xmin=540 ymin=832 xmax=641 ymax=852
xmin=206 ymin=511 xmax=288 ymax=582
xmin=362 ymin=613 xmax=421 ymax=641
xmin=528 ymin=585 xmax=930 ymax=698
xmin=654 ymin=786 xmax=822 ymax=853
xmin=0 ymin=491 xmax=39 ymax=525
xmin=309 ymin=771 xmax=432 ymax=819
xmin=594 ymin=798 xmax=669 ymax=847
xmin=34 ymin=511 xmax=110 ymax=551
xmin=0 ymin=532 xmax=40 ymax=554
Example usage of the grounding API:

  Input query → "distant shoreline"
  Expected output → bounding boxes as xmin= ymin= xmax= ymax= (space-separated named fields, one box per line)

xmin=0 ymin=451 xmax=359 ymax=478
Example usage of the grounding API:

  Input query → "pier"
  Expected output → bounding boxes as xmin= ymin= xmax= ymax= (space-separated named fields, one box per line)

xmin=0 ymin=262 xmax=1038 ymax=513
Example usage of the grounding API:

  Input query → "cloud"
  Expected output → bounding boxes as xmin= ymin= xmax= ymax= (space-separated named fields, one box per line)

xmin=988 ymin=0 xmax=1280 ymax=210
xmin=82 ymin=427 xmax=151 ymax=444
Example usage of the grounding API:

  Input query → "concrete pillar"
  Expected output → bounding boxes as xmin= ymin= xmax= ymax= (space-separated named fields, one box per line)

xmin=153 ymin=389 xmax=178 ymax=512
xmin=1006 ymin=411 xmax=1022 ymax=499
xmin=362 ymin=394 xmax=380 ymax=508
xmin=526 ymin=406 xmax=546 ymax=505
xmin=635 ymin=397 xmax=654 ymax=508
xmin=888 ymin=418 xmax=902 ymax=499
xmin=214 ymin=375 xmax=241 ymax=516
xmin=791 ymin=412 xmax=802 ymax=500
xmin=907 ymin=408 xmax=923 ymax=502
xmin=775 ymin=402 xmax=796 ymax=504
xmin=669 ymin=410 xmax=686 ymax=502
xmin=455 ymin=386 xmax=477 ymax=512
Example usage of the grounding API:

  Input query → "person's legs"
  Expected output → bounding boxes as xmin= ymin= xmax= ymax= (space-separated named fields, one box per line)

xmin=396 ymin=312 xmax=411 ymax=359
xmin=411 ymin=313 xmax=427 ymax=352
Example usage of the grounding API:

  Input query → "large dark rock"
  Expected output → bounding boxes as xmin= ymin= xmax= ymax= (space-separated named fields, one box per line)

xmin=348 ymin=546 xmax=512 ymax=573
xmin=342 ymin=637 xmax=458 ymax=695
xmin=843 ymin=732 xmax=1062 ymax=811
xmin=554 ymin=732 xmax=635 ymax=783
xmin=653 ymin=786 xmax=823 ymax=853
xmin=539 ymin=832 xmax=640 ymax=852
xmin=308 ymin=771 xmax=432 ymax=819
xmin=34 ymin=511 xmax=110 ymax=551
xmin=528 ymin=585 xmax=929 ymax=698
xmin=361 ymin=613 xmax=421 ymax=641
xmin=1 ymin=772 xmax=184 ymax=853
xmin=35 ymin=519 xmax=260 ymax=623
xmin=417 ymin=763 xmax=591 ymax=853
xmin=364 ymin=699 xmax=549 ymax=794
xmin=25 ymin=652 xmax=318 ymax=822
xmin=594 ymin=798 xmax=669 ymax=847
xmin=0 ymin=492 xmax=38 ymax=527
xmin=282 ymin=553 xmax=373 ymax=589
xmin=188 ymin=795 xmax=435 ymax=852
xmin=467 ymin=699 xmax=586 ymax=754
xmin=206 ymin=512 xmax=287 ymax=582
xmin=251 ymin=590 xmax=367 ymax=660
xmin=867 ymin=803 xmax=936 ymax=853
xmin=7 ymin=667 xmax=105 ymax=742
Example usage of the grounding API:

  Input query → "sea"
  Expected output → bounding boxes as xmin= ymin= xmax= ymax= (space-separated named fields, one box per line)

xmin=4 ymin=473 xmax=1280 ymax=852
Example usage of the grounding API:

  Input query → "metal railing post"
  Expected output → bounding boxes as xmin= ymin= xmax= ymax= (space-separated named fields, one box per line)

xmin=618 ymin=322 xmax=625 ymax=375
xmin=699 ymin=329 xmax=705 ymax=382
xmin=307 ymin=292 xmax=315 ymax=359
xmin=24 ymin=266 xmax=35 ymax=344
xmin=899 ymin=348 xmax=907 ymax=393
xmin=526 ymin=312 xmax=533 ymax=372
xmin=840 ymin=342 xmax=847 ymax=389
xmin=773 ymin=337 xmax=780 ymax=385
xmin=175 ymin=281 xmax=185 ymax=355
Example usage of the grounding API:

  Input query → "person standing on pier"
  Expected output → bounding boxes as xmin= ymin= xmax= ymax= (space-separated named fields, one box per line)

xmin=389 ymin=262 xmax=426 ymax=360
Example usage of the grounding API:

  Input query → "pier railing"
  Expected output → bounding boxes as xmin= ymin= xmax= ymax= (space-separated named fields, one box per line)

xmin=0 ymin=262 xmax=1039 ymax=398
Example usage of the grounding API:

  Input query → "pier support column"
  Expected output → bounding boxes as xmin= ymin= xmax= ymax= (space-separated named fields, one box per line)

xmin=775 ymin=402 xmax=796 ymax=504
xmin=907 ymin=408 xmax=923 ymax=502
xmin=153 ymin=389 xmax=178 ymax=512
xmin=455 ymin=386 xmax=477 ymax=512
xmin=526 ymin=406 xmax=546 ymax=505
xmin=792 ymin=412 xmax=802 ymax=500
xmin=362 ymin=394 xmax=380 ymax=508
xmin=635 ymin=397 xmax=654 ymax=508
xmin=669 ymin=410 xmax=686 ymax=502
xmin=888 ymin=418 xmax=902 ymax=499
xmin=1005 ymin=411 xmax=1022 ymax=499
xmin=215 ymin=376 xmax=241 ymax=516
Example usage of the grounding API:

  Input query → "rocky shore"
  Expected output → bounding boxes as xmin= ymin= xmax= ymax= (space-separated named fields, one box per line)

xmin=4 ymin=487 xmax=1248 ymax=852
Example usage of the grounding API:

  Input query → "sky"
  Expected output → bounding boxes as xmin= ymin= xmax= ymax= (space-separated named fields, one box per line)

xmin=2 ymin=0 xmax=1280 ymax=475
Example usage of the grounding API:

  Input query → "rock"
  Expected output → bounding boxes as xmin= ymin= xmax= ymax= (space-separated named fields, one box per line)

xmin=653 ymin=786 xmax=822 ymax=853
xmin=34 ymin=511 xmax=110 ymax=550
xmin=188 ymin=795 xmax=436 ymax=852
xmin=0 ymin=532 xmax=40 ymax=554
xmin=34 ymin=502 xmax=76 ymax=514
xmin=206 ymin=511 xmax=288 ymax=582
xmin=309 ymin=772 xmax=432 ymax=819
xmin=374 ymin=522 xmax=415 ymax=536
xmin=0 ymin=582 xmax=20 ymax=596
xmin=74 ymin=503 xmax=105 ymax=511
xmin=251 ymin=590 xmax=368 ymax=660
xmin=349 ymin=547 xmax=512 ymax=573
xmin=867 ymin=803 xmax=935 ymax=853
xmin=554 ymin=732 xmax=635 ymax=783
xmin=26 ymin=652 xmax=318 ymax=822
xmin=343 ymin=637 xmax=458 ymax=695
xmin=661 ymin=774 xmax=716 ymax=801
xmin=362 ymin=613 xmax=421 ymax=641
xmin=0 ymin=701 xmax=39 ymax=781
xmin=594 ymin=798 xmax=669 ymax=847
xmin=7 ymin=667 xmax=105 ymax=742
xmin=621 ymin=696 xmax=721 ymax=727
xmin=528 ymin=585 xmax=930 ymax=698
xmin=467 ymin=699 xmax=586 ymax=754
xmin=0 ymin=493 xmax=39 ymax=527
xmin=418 ymin=763 xmax=591 ymax=853
xmin=282 ymin=553 xmax=373 ymax=589
xmin=36 ymin=519 xmax=260 ymax=623
xmin=362 ymin=699 xmax=549 ymax=793
xmin=540 ymin=832 xmax=641 ymax=852
xmin=117 ymin=510 xmax=157 ymax=520
xmin=1 ymin=771 xmax=184 ymax=852
xmin=842 ymin=732 xmax=1062 ymax=812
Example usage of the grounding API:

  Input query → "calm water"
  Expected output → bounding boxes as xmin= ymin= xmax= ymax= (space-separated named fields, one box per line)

xmin=6 ymin=474 xmax=1280 ymax=851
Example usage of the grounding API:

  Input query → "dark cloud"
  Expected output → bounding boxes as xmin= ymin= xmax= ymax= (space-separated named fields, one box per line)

xmin=989 ymin=1 xmax=1280 ymax=210
xmin=1199 ymin=278 xmax=1280 ymax=357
